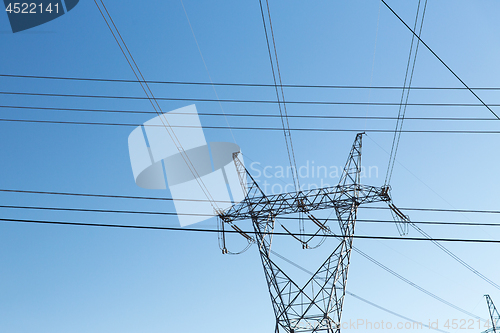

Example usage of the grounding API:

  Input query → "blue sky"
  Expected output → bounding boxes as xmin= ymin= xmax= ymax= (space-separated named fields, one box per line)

xmin=1 ymin=1 xmax=500 ymax=332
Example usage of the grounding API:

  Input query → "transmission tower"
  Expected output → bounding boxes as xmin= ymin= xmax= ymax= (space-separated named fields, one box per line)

xmin=483 ymin=295 xmax=500 ymax=333
xmin=218 ymin=133 xmax=409 ymax=333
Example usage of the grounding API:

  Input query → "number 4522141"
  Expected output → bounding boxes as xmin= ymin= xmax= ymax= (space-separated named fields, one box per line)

xmin=5 ymin=3 xmax=59 ymax=14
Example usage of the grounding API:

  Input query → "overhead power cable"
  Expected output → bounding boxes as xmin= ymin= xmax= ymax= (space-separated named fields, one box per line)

xmin=5 ymin=73 xmax=500 ymax=91
xmin=352 ymin=247 xmax=486 ymax=321
xmin=4 ymin=117 xmax=500 ymax=134
xmin=5 ymin=202 xmax=500 ymax=227
xmin=364 ymin=206 xmax=500 ymax=215
xmin=362 ymin=8 xmax=499 ymax=292
xmin=4 ymin=188 xmax=500 ymax=215
xmin=271 ymin=249 xmax=485 ymax=325
xmin=3 ymin=104 xmax=499 ymax=121
xmin=3 ymin=216 xmax=500 ymax=243
xmin=409 ymin=222 xmax=500 ymax=291
xmin=385 ymin=0 xmax=427 ymax=185
xmin=363 ymin=8 xmax=500 ymax=288
xmin=259 ymin=0 xmax=300 ymax=191
xmin=381 ymin=0 xmax=500 ymax=120
xmin=0 ymin=197 xmax=496 ymax=314
xmin=0 ymin=211 xmax=487 ymax=325
xmin=0 ymin=198 xmax=489 ymax=321
xmin=0 ymin=188 xmax=217 ymax=202
xmin=94 ymin=0 xmax=221 ymax=212
xmin=179 ymin=0 xmax=236 ymax=144
xmin=345 ymin=291 xmax=449 ymax=333
xmin=270 ymin=256 xmax=451 ymax=333
xmin=5 ymin=90 xmax=500 ymax=108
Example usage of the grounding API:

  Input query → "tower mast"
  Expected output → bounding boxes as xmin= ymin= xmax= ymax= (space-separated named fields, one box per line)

xmin=484 ymin=295 xmax=500 ymax=333
xmin=219 ymin=133 xmax=409 ymax=332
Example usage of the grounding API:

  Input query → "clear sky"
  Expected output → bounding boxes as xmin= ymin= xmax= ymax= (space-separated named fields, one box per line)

xmin=1 ymin=1 xmax=500 ymax=332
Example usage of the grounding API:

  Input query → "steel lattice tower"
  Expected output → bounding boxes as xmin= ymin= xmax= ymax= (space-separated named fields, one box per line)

xmin=484 ymin=295 xmax=500 ymax=333
xmin=218 ymin=133 xmax=409 ymax=333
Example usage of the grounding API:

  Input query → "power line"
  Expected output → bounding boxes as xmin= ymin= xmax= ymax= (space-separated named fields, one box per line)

xmin=381 ymin=0 xmax=500 ymax=120
xmin=4 ymin=104 xmax=500 ymax=121
xmin=259 ymin=0 xmax=300 ymax=191
xmin=179 ymin=0 xmax=237 ymax=144
xmin=4 ymin=202 xmax=500 ymax=227
xmin=4 ymin=73 xmax=500 ymax=91
xmin=385 ymin=0 xmax=427 ymax=186
xmin=3 ymin=184 xmax=498 ymax=307
xmin=0 ymin=188 xmax=203 ymax=201
xmin=354 ymin=246 xmax=487 ymax=322
xmin=4 ymin=117 xmax=500 ymax=134
xmin=2 ymin=216 xmax=500 ymax=243
xmin=409 ymin=222 xmax=500 ymax=291
xmin=2 ymin=1 xmax=494 ymax=327
xmin=369 ymin=6 xmax=500 ymax=287
xmin=0 ymin=196 xmax=489 ymax=321
xmin=360 ymin=219 xmax=500 ymax=227
xmin=345 ymin=291 xmax=450 ymax=333
xmin=4 ymin=90 xmax=500 ymax=108
xmin=0 ymin=206 xmax=492 ymax=321
xmin=94 ymin=0 xmax=222 ymax=213
xmin=271 ymin=249 xmax=485 ymax=325
xmin=370 ymin=13 xmax=500 ymax=287
xmin=355 ymin=6 xmax=500 ymax=290
xmin=363 ymin=0 xmax=500 ymax=286
xmin=4 ymin=188 xmax=500 ymax=215
xmin=363 ymin=205 xmax=500 ymax=215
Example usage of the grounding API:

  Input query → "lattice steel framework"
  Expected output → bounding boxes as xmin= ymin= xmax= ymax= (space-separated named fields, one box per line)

xmin=218 ymin=133 xmax=409 ymax=333
xmin=484 ymin=295 xmax=500 ymax=333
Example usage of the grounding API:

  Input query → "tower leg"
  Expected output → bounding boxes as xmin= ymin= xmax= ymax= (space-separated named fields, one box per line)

xmin=254 ymin=212 xmax=358 ymax=333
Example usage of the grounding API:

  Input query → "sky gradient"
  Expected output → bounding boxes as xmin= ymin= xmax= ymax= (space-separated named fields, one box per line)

xmin=1 ymin=1 xmax=500 ymax=332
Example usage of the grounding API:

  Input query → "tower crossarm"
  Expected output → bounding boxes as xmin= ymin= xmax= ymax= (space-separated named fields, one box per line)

xmin=219 ymin=184 xmax=390 ymax=223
